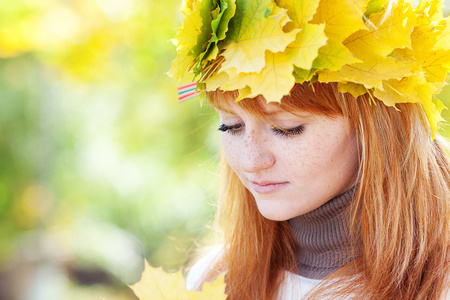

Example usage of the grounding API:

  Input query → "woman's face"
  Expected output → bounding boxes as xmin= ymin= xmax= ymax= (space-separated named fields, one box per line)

xmin=218 ymin=100 xmax=360 ymax=221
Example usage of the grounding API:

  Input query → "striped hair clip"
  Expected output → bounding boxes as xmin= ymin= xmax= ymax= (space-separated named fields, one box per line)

xmin=177 ymin=82 xmax=201 ymax=103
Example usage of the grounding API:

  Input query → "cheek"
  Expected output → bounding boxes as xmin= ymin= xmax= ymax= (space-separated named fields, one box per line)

xmin=285 ymin=126 xmax=354 ymax=178
xmin=308 ymin=126 xmax=359 ymax=185
xmin=281 ymin=133 xmax=325 ymax=169
xmin=221 ymin=135 xmax=241 ymax=171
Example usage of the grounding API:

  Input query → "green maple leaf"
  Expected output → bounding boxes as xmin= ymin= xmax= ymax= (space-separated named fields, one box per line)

xmin=364 ymin=0 xmax=388 ymax=18
xmin=194 ymin=0 xmax=237 ymax=74
xmin=293 ymin=66 xmax=315 ymax=83
xmin=215 ymin=0 xmax=237 ymax=40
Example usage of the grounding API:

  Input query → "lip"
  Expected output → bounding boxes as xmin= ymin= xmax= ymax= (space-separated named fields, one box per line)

xmin=250 ymin=181 xmax=289 ymax=194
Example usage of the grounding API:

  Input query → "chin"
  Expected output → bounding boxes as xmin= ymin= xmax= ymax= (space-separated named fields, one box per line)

xmin=254 ymin=196 xmax=322 ymax=221
xmin=259 ymin=211 xmax=289 ymax=221
xmin=255 ymin=202 xmax=299 ymax=221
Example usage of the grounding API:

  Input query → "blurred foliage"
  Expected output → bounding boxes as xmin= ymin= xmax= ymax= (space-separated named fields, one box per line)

xmin=0 ymin=0 xmax=220 ymax=299
xmin=0 ymin=0 xmax=450 ymax=299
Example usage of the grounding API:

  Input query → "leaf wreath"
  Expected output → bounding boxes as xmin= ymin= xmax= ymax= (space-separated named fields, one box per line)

xmin=169 ymin=0 xmax=450 ymax=136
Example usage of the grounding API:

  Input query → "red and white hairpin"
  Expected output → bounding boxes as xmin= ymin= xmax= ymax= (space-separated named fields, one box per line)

xmin=177 ymin=82 xmax=201 ymax=103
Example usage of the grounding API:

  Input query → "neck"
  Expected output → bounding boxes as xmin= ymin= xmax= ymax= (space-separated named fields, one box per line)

xmin=288 ymin=187 xmax=356 ymax=279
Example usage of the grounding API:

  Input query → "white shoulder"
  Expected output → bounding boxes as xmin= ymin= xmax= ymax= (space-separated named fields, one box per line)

xmin=185 ymin=245 xmax=225 ymax=291
xmin=278 ymin=271 xmax=322 ymax=300
xmin=441 ymin=285 xmax=450 ymax=300
xmin=440 ymin=265 xmax=450 ymax=300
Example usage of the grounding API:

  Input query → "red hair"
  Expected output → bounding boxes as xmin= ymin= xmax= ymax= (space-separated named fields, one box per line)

xmin=205 ymin=82 xmax=450 ymax=299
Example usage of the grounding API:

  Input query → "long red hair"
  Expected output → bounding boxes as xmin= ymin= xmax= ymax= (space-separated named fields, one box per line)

xmin=206 ymin=82 xmax=450 ymax=299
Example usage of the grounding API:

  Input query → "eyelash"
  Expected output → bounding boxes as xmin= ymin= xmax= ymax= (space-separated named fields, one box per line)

xmin=218 ymin=123 xmax=304 ymax=137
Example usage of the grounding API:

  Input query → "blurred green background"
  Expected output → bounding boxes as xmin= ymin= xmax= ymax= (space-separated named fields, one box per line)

xmin=0 ymin=0 xmax=220 ymax=299
xmin=0 ymin=0 xmax=450 ymax=299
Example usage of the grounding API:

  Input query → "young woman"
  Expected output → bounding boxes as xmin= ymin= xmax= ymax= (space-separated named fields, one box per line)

xmin=170 ymin=0 xmax=450 ymax=298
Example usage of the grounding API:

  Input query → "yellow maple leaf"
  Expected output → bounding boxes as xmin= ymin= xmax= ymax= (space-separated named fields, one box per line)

xmin=318 ymin=57 xmax=413 ymax=90
xmin=288 ymin=23 xmax=327 ymax=70
xmin=411 ymin=19 xmax=447 ymax=53
xmin=402 ymin=3 xmax=450 ymax=87
xmin=434 ymin=17 xmax=450 ymax=50
xmin=277 ymin=0 xmax=320 ymax=28
xmin=415 ymin=0 xmax=444 ymax=22
xmin=204 ymin=69 xmax=230 ymax=91
xmin=373 ymin=76 xmax=437 ymax=106
xmin=423 ymin=98 xmax=446 ymax=138
xmin=169 ymin=47 xmax=198 ymax=84
xmin=130 ymin=260 xmax=227 ymax=300
xmin=181 ymin=0 xmax=196 ymax=15
xmin=223 ymin=52 xmax=297 ymax=102
xmin=422 ymin=50 xmax=450 ymax=84
xmin=337 ymin=82 xmax=368 ymax=98
xmin=236 ymin=86 xmax=253 ymax=101
xmin=373 ymin=76 xmax=443 ymax=135
xmin=312 ymin=39 xmax=360 ymax=71
xmin=311 ymin=0 xmax=368 ymax=39
xmin=193 ymin=275 xmax=227 ymax=300
xmin=309 ymin=0 xmax=369 ymax=70
xmin=344 ymin=0 xmax=417 ymax=62
xmin=208 ymin=22 xmax=326 ymax=102
xmin=220 ymin=2 xmax=299 ymax=74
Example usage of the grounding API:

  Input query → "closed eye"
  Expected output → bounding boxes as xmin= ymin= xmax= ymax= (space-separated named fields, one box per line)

xmin=218 ymin=123 xmax=244 ymax=135
xmin=271 ymin=125 xmax=304 ymax=137
xmin=219 ymin=123 xmax=304 ymax=137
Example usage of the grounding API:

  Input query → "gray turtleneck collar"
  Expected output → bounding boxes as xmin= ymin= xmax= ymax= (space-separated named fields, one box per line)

xmin=288 ymin=187 xmax=356 ymax=280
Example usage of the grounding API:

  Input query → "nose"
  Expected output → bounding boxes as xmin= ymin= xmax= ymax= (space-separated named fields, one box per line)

xmin=240 ymin=129 xmax=275 ymax=173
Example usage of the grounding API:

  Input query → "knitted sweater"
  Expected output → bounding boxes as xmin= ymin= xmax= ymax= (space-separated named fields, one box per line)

xmin=289 ymin=187 xmax=355 ymax=279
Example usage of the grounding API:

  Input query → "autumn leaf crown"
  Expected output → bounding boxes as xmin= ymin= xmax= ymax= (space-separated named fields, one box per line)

xmin=169 ymin=0 xmax=450 ymax=134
